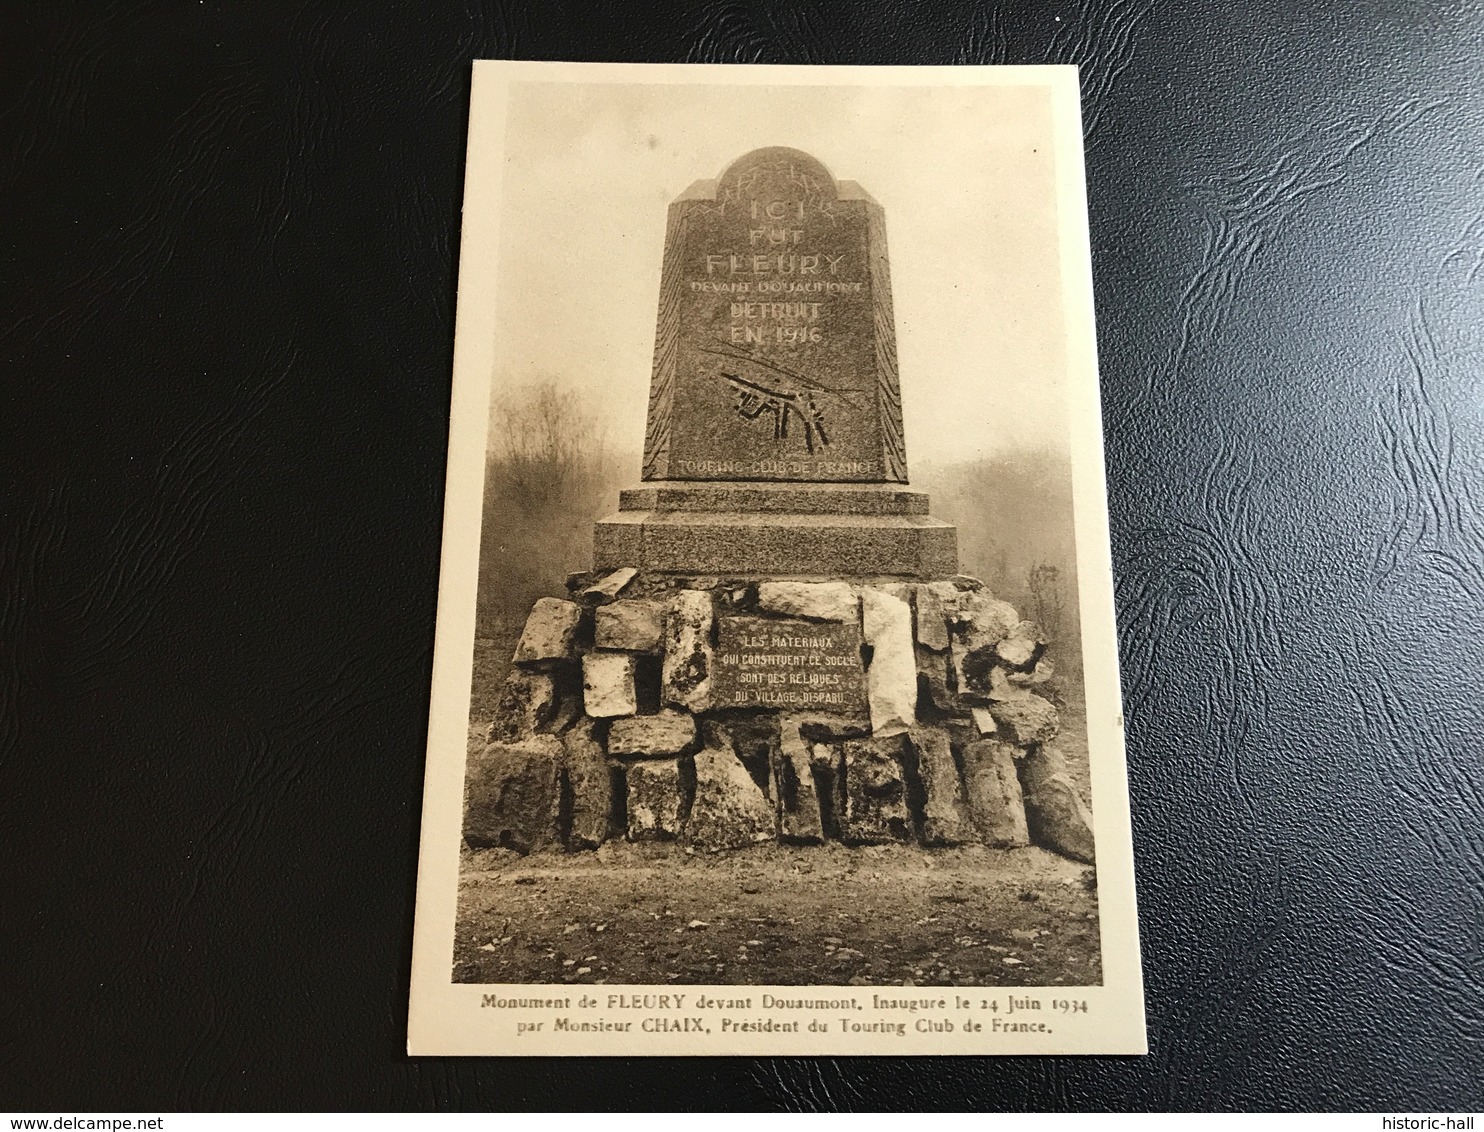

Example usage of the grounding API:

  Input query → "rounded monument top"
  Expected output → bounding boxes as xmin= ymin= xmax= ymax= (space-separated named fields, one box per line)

xmin=716 ymin=146 xmax=840 ymax=201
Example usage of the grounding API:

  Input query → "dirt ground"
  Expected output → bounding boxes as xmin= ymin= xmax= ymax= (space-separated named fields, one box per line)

xmin=453 ymin=841 xmax=1101 ymax=987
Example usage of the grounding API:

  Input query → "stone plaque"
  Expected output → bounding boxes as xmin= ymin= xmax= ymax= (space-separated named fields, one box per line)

xmin=642 ymin=147 xmax=907 ymax=484
xmin=712 ymin=615 xmax=868 ymax=712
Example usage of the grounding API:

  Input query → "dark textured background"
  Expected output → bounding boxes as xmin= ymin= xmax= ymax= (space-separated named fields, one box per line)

xmin=3 ymin=0 xmax=1482 ymax=1112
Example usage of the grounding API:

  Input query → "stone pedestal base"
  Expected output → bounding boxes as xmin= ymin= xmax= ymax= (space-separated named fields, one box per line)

xmin=465 ymin=568 xmax=1093 ymax=864
xmin=593 ymin=481 xmax=959 ymax=578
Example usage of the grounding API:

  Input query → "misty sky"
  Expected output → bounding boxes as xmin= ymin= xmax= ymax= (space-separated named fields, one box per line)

xmin=486 ymin=78 xmax=1077 ymax=468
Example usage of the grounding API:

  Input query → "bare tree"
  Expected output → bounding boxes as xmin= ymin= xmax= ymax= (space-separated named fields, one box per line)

xmin=488 ymin=380 xmax=604 ymax=514
xmin=473 ymin=379 xmax=631 ymax=698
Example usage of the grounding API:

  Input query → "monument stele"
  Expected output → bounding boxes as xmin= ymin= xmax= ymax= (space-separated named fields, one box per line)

xmin=594 ymin=146 xmax=957 ymax=579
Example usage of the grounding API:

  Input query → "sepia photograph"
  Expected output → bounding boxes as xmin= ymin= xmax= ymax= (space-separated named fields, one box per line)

xmin=409 ymin=62 xmax=1143 ymax=1056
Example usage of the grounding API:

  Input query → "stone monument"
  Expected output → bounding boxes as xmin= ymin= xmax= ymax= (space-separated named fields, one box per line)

xmin=594 ymin=145 xmax=957 ymax=579
xmin=465 ymin=148 xmax=1093 ymax=863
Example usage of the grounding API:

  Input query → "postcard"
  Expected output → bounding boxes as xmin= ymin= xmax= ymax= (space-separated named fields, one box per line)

xmin=408 ymin=60 xmax=1145 ymax=1056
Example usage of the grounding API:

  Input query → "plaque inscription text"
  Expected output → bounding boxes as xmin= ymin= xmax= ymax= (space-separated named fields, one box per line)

xmin=712 ymin=615 xmax=868 ymax=712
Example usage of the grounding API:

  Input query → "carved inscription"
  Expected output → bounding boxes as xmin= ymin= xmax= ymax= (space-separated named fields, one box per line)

xmin=642 ymin=147 xmax=908 ymax=483
xmin=712 ymin=616 xmax=868 ymax=712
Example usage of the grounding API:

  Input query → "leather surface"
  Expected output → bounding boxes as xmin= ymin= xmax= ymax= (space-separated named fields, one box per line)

xmin=3 ymin=0 xmax=1481 ymax=1112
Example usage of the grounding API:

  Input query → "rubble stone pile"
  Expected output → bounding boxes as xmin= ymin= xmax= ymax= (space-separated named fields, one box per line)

xmin=465 ymin=570 xmax=1094 ymax=864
